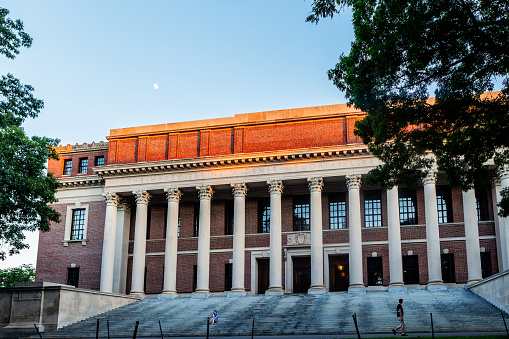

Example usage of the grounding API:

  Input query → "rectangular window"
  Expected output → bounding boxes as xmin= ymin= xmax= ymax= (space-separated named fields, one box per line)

xmin=476 ymin=189 xmax=489 ymax=222
xmin=436 ymin=186 xmax=453 ymax=223
xmin=63 ymin=159 xmax=72 ymax=175
xmin=441 ymin=253 xmax=456 ymax=283
xmin=78 ymin=158 xmax=88 ymax=174
xmin=193 ymin=265 xmax=198 ymax=292
xmin=399 ymin=188 xmax=417 ymax=225
xmin=225 ymin=200 xmax=234 ymax=235
xmin=71 ymin=208 xmax=86 ymax=240
xmin=364 ymin=190 xmax=382 ymax=227
xmin=293 ymin=195 xmax=310 ymax=231
xmin=67 ymin=267 xmax=79 ymax=288
xmin=367 ymin=257 xmax=383 ymax=285
xmin=146 ymin=205 xmax=152 ymax=240
xmin=481 ymin=252 xmax=492 ymax=278
xmin=225 ymin=263 xmax=232 ymax=291
xmin=95 ymin=156 xmax=105 ymax=166
xmin=329 ymin=193 xmax=347 ymax=229
xmin=403 ymin=255 xmax=419 ymax=284
xmin=194 ymin=203 xmax=200 ymax=237
xmin=258 ymin=198 xmax=270 ymax=233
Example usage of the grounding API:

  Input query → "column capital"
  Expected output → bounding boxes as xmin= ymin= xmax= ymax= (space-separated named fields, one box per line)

xmin=196 ymin=185 xmax=214 ymax=200
xmin=498 ymin=164 xmax=509 ymax=181
xmin=346 ymin=174 xmax=362 ymax=190
xmin=117 ymin=201 xmax=131 ymax=213
xmin=267 ymin=179 xmax=284 ymax=195
xmin=133 ymin=190 xmax=151 ymax=205
xmin=307 ymin=177 xmax=324 ymax=192
xmin=165 ymin=187 xmax=183 ymax=202
xmin=103 ymin=192 xmax=122 ymax=206
xmin=231 ymin=182 xmax=248 ymax=197
xmin=422 ymin=170 xmax=438 ymax=186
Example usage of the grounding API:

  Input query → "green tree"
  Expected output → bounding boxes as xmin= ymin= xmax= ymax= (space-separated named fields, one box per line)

xmin=307 ymin=0 xmax=509 ymax=216
xmin=0 ymin=7 xmax=60 ymax=260
xmin=0 ymin=264 xmax=35 ymax=288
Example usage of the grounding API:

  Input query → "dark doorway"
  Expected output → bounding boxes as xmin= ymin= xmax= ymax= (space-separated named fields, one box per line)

xmin=329 ymin=255 xmax=349 ymax=291
xmin=225 ymin=263 xmax=232 ymax=291
xmin=257 ymin=258 xmax=270 ymax=294
xmin=403 ymin=255 xmax=420 ymax=284
xmin=441 ymin=254 xmax=456 ymax=283
xmin=481 ymin=252 xmax=492 ymax=278
xmin=367 ymin=257 xmax=383 ymax=286
xmin=293 ymin=256 xmax=311 ymax=293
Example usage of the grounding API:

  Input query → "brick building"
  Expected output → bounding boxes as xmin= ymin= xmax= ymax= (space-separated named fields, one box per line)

xmin=36 ymin=102 xmax=509 ymax=296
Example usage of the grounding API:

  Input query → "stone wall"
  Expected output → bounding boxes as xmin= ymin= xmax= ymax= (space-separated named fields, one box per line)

xmin=0 ymin=282 xmax=139 ymax=332
xmin=468 ymin=269 xmax=509 ymax=314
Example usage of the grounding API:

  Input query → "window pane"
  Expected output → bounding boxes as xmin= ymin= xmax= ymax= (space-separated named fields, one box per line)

xmin=225 ymin=200 xmax=234 ymax=235
xmin=95 ymin=156 xmax=105 ymax=166
xmin=194 ymin=203 xmax=200 ymax=237
xmin=63 ymin=159 xmax=72 ymax=175
xmin=476 ymin=189 xmax=489 ymax=221
xmin=79 ymin=158 xmax=88 ymax=174
xmin=258 ymin=198 xmax=270 ymax=233
xmin=399 ymin=188 xmax=417 ymax=225
xmin=436 ymin=186 xmax=452 ymax=223
xmin=364 ymin=190 xmax=382 ymax=227
xmin=293 ymin=196 xmax=310 ymax=231
xmin=329 ymin=193 xmax=347 ymax=229
xmin=71 ymin=209 xmax=85 ymax=240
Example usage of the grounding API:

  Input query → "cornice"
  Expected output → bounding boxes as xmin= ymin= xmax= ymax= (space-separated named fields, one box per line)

xmin=59 ymin=175 xmax=104 ymax=188
xmin=55 ymin=141 xmax=108 ymax=155
xmin=94 ymin=145 xmax=370 ymax=178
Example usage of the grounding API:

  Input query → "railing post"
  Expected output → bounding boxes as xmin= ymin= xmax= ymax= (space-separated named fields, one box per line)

xmin=206 ymin=317 xmax=210 ymax=339
xmin=430 ymin=313 xmax=434 ymax=339
xmin=107 ymin=319 xmax=110 ymax=339
xmin=251 ymin=317 xmax=255 ymax=339
xmin=352 ymin=313 xmax=361 ymax=339
xmin=159 ymin=320 xmax=164 ymax=339
xmin=501 ymin=310 xmax=508 ymax=337
xmin=133 ymin=320 xmax=139 ymax=339
xmin=34 ymin=324 xmax=43 ymax=339
xmin=96 ymin=319 xmax=99 ymax=339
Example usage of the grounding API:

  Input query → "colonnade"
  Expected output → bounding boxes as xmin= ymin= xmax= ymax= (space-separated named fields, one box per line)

xmin=97 ymin=167 xmax=509 ymax=295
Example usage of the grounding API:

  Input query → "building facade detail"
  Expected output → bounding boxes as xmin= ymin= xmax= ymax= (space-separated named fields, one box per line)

xmin=36 ymin=102 xmax=503 ymax=296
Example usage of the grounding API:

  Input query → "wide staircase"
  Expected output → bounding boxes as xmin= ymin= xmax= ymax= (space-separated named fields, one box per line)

xmin=40 ymin=288 xmax=507 ymax=338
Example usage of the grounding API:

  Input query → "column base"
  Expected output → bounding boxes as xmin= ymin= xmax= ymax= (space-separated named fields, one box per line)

xmin=308 ymin=285 xmax=326 ymax=294
xmin=227 ymin=291 xmax=247 ymax=298
xmin=426 ymin=281 xmax=447 ymax=291
xmin=388 ymin=282 xmax=407 ymax=292
xmin=466 ymin=278 xmax=482 ymax=286
xmin=348 ymin=285 xmax=366 ymax=294
xmin=129 ymin=291 xmax=146 ymax=297
xmin=265 ymin=286 xmax=284 ymax=296
xmin=158 ymin=291 xmax=178 ymax=299
xmin=192 ymin=289 xmax=211 ymax=298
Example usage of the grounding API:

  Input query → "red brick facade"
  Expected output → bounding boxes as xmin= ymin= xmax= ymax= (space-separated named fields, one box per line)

xmin=37 ymin=104 xmax=501 ymax=294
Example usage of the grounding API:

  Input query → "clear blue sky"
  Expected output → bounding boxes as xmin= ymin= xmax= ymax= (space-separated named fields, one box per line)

xmin=1 ymin=1 xmax=354 ymax=268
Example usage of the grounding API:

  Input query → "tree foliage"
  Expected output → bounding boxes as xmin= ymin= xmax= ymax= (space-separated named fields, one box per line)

xmin=307 ymin=0 xmax=509 ymax=216
xmin=0 ymin=264 xmax=35 ymax=288
xmin=0 ymin=8 xmax=60 ymax=260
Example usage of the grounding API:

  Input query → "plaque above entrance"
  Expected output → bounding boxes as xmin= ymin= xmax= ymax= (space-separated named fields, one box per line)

xmin=287 ymin=233 xmax=311 ymax=246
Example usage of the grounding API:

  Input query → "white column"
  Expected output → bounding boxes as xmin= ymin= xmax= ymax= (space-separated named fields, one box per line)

xmin=100 ymin=192 xmax=121 ymax=293
xmin=499 ymin=165 xmax=509 ymax=270
xmin=130 ymin=190 xmax=151 ymax=296
xmin=463 ymin=189 xmax=482 ymax=284
xmin=113 ymin=202 xmax=131 ymax=294
xmin=492 ymin=178 xmax=507 ymax=270
xmin=230 ymin=182 xmax=248 ymax=296
xmin=194 ymin=185 xmax=214 ymax=296
xmin=266 ymin=179 xmax=284 ymax=295
xmin=387 ymin=187 xmax=405 ymax=290
xmin=308 ymin=177 xmax=326 ymax=294
xmin=423 ymin=171 xmax=445 ymax=289
xmin=346 ymin=174 xmax=365 ymax=292
xmin=161 ymin=187 xmax=182 ymax=296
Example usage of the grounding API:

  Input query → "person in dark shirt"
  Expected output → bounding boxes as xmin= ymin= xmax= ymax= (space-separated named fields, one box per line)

xmin=392 ymin=299 xmax=407 ymax=336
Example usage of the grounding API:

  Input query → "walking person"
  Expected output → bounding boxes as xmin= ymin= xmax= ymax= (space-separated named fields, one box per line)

xmin=209 ymin=310 xmax=219 ymax=325
xmin=392 ymin=299 xmax=407 ymax=336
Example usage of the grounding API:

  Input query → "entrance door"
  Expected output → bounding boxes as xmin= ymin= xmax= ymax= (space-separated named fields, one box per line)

xmin=293 ymin=256 xmax=311 ymax=293
xmin=257 ymin=258 xmax=270 ymax=294
xmin=329 ymin=254 xmax=349 ymax=291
